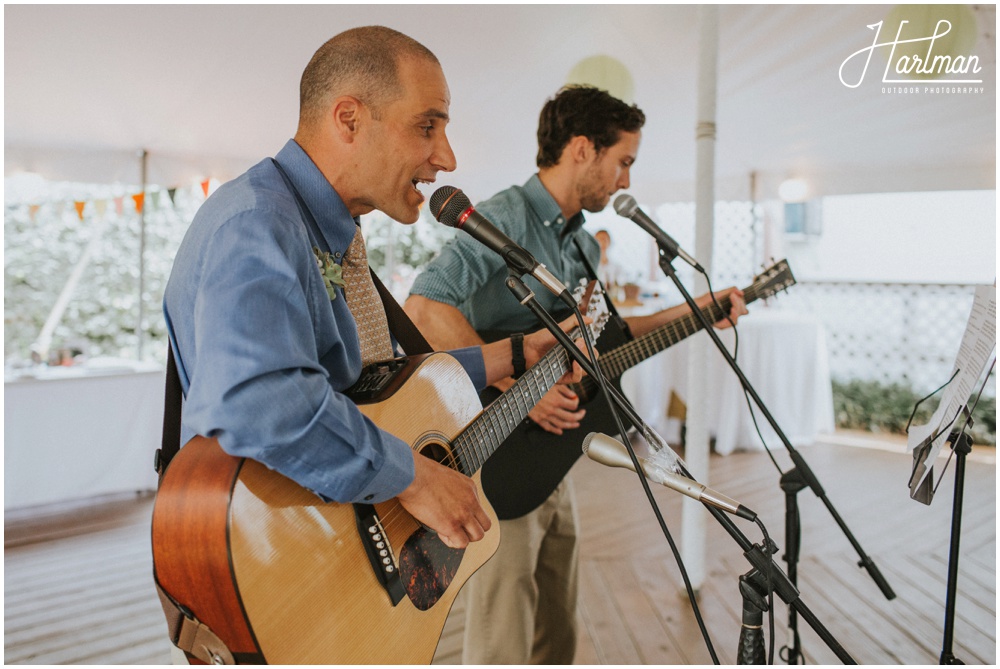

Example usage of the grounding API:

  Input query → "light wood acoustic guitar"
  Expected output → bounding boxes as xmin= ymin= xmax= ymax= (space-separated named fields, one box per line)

xmin=150 ymin=282 xmax=607 ymax=664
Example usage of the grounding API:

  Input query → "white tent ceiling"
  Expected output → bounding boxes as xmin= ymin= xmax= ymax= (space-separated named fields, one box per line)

xmin=4 ymin=4 xmax=996 ymax=204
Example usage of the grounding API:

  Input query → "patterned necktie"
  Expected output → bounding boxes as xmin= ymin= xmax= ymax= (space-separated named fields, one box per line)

xmin=340 ymin=226 xmax=395 ymax=365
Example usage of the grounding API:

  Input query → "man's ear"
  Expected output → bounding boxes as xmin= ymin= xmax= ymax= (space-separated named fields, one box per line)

xmin=566 ymin=135 xmax=595 ymax=164
xmin=330 ymin=96 xmax=363 ymax=141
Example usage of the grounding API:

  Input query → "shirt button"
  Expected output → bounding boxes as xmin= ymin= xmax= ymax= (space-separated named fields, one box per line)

xmin=334 ymin=252 xmax=342 ymax=259
xmin=364 ymin=494 xmax=374 ymax=501
xmin=543 ymin=220 xmax=551 ymax=227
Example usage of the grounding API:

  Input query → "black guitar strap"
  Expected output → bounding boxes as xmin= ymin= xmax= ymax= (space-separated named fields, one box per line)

xmin=572 ymin=236 xmax=634 ymax=342
xmin=156 ymin=160 xmax=433 ymax=477
xmin=155 ymin=346 xmax=183 ymax=479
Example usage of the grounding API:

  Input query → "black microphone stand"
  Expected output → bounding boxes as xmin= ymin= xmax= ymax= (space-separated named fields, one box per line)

xmin=503 ymin=271 xmax=857 ymax=664
xmin=654 ymin=242 xmax=891 ymax=662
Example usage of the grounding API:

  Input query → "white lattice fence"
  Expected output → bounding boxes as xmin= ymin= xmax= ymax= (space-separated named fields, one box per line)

xmin=769 ymin=281 xmax=994 ymax=395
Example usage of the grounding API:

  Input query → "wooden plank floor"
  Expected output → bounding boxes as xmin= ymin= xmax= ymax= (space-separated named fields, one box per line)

xmin=5 ymin=437 xmax=995 ymax=665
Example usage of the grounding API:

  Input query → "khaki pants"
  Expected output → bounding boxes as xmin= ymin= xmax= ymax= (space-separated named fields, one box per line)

xmin=462 ymin=478 xmax=579 ymax=664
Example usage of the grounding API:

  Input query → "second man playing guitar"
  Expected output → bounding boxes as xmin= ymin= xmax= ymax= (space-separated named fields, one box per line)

xmin=405 ymin=86 xmax=748 ymax=664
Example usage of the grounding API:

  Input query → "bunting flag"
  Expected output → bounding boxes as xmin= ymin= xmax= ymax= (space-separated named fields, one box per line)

xmin=11 ymin=176 xmax=218 ymax=219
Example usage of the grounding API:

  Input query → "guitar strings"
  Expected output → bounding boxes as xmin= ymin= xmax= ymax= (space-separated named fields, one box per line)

xmin=372 ymin=350 xmax=575 ymax=535
xmin=370 ymin=291 xmax=607 ymax=536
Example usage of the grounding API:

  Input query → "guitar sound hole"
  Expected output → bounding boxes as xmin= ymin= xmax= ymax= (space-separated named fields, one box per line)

xmin=418 ymin=441 xmax=458 ymax=469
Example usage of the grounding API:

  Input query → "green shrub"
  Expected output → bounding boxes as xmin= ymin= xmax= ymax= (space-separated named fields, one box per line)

xmin=833 ymin=379 xmax=995 ymax=446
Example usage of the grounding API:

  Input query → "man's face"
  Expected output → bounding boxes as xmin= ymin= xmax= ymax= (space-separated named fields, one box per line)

xmin=358 ymin=57 xmax=457 ymax=224
xmin=576 ymin=131 xmax=641 ymax=213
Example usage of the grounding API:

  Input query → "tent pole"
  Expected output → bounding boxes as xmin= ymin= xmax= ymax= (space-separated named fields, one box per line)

xmin=681 ymin=3 xmax=719 ymax=592
xmin=137 ymin=149 xmax=148 ymax=360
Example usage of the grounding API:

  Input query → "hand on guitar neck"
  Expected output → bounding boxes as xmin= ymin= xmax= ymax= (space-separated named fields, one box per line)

xmin=396 ymin=454 xmax=492 ymax=549
xmin=624 ymin=285 xmax=748 ymax=339
xmin=523 ymin=286 xmax=747 ymax=435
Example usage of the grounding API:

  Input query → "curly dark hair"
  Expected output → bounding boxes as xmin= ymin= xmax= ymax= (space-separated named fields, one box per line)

xmin=536 ymin=86 xmax=646 ymax=168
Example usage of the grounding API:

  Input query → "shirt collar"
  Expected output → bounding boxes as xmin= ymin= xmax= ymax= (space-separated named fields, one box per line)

xmin=273 ymin=139 xmax=358 ymax=256
xmin=522 ymin=174 xmax=586 ymax=235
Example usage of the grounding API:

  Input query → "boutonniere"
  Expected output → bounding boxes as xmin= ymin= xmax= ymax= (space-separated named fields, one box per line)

xmin=313 ymin=247 xmax=346 ymax=300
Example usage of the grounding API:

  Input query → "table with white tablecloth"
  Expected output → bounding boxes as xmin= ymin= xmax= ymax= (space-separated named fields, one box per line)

xmin=619 ymin=310 xmax=835 ymax=454
xmin=5 ymin=361 xmax=165 ymax=509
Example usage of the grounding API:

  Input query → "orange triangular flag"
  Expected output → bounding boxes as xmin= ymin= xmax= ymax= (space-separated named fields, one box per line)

xmin=200 ymin=179 xmax=211 ymax=198
xmin=132 ymin=192 xmax=145 ymax=213
xmin=74 ymin=201 xmax=86 ymax=220
xmin=29 ymin=204 xmax=41 ymax=221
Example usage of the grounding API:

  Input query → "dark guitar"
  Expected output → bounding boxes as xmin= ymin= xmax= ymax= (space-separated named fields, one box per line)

xmin=480 ymin=259 xmax=796 ymax=519
xmin=150 ymin=284 xmax=607 ymax=664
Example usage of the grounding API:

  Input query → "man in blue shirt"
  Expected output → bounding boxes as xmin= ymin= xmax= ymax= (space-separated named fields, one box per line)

xmin=164 ymin=27 xmax=576 ymax=553
xmin=406 ymin=86 xmax=747 ymax=663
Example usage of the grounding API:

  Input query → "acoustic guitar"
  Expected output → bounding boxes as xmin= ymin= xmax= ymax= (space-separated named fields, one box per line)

xmin=480 ymin=259 xmax=797 ymax=520
xmin=150 ymin=283 xmax=608 ymax=664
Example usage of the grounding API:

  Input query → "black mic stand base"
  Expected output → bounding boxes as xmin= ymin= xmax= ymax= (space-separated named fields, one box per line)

xmin=780 ymin=467 xmax=806 ymax=664
xmin=737 ymin=566 xmax=771 ymax=664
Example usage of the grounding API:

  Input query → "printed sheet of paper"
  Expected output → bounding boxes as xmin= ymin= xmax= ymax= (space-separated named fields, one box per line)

xmin=908 ymin=285 xmax=996 ymax=500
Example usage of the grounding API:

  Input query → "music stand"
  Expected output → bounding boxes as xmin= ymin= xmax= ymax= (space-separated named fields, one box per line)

xmin=905 ymin=285 xmax=996 ymax=664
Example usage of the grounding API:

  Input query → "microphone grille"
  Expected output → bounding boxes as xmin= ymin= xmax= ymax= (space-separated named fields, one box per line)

xmin=581 ymin=432 xmax=597 ymax=455
xmin=430 ymin=186 xmax=471 ymax=227
xmin=613 ymin=193 xmax=638 ymax=217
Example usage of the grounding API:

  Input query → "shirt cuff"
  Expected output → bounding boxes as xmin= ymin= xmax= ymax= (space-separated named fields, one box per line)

xmin=448 ymin=346 xmax=487 ymax=392
xmin=348 ymin=433 xmax=415 ymax=504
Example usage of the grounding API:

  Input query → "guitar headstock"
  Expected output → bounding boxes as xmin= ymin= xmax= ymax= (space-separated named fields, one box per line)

xmin=748 ymin=259 xmax=796 ymax=302
xmin=571 ymin=279 xmax=611 ymax=341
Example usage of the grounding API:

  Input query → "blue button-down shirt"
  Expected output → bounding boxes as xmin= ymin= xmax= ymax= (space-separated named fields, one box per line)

xmin=164 ymin=140 xmax=486 ymax=503
xmin=410 ymin=175 xmax=601 ymax=335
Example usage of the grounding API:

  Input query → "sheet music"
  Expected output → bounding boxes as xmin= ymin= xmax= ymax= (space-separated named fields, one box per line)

xmin=907 ymin=285 xmax=996 ymax=496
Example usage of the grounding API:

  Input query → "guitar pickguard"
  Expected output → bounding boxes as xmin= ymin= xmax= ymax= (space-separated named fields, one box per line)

xmin=398 ymin=528 xmax=465 ymax=611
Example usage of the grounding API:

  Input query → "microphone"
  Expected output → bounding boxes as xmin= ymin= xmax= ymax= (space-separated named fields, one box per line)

xmin=613 ymin=194 xmax=703 ymax=272
xmin=582 ymin=432 xmax=757 ymax=521
xmin=431 ymin=186 xmax=575 ymax=307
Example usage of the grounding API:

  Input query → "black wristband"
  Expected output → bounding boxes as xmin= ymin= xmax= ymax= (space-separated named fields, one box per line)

xmin=511 ymin=332 xmax=526 ymax=379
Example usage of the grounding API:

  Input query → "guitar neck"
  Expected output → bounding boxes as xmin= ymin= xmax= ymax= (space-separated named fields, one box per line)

xmin=451 ymin=344 xmax=572 ymax=475
xmin=598 ymin=280 xmax=769 ymax=383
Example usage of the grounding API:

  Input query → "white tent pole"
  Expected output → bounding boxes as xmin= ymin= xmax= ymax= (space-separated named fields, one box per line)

xmin=681 ymin=3 xmax=719 ymax=592
xmin=136 ymin=149 xmax=148 ymax=360
xmin=30 ymin=217 xmax=108 ymax=362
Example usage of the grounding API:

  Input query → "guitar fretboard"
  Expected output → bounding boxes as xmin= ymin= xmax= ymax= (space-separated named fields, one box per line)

xmin=451 ymin=344 xmax=573 ymax=476
xmin=582 ymin=280 xmax=771 ymax=396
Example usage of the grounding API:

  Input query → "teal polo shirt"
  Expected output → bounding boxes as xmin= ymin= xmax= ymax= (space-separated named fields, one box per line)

xmin=411 ymin=174 xmax=601 ymax=338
